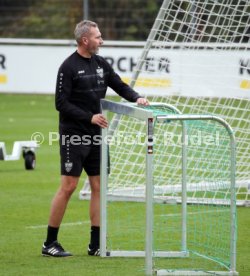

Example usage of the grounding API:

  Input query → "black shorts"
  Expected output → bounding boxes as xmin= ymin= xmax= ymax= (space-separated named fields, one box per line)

xmin=60 ymin=138 xmax=101 ymax=177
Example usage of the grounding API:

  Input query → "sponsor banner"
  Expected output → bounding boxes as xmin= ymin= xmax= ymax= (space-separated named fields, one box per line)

xmin=0 ymin=44 xmax=249 ymax=98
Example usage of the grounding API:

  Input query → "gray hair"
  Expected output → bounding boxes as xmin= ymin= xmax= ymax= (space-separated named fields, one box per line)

xmin=74 ymin=20 xmax=98 ymax=44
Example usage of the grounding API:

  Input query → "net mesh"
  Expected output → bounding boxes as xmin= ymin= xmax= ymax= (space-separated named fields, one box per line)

xmin=107 ymin=0 xmax=250 ymax=205
xmin=104 ymin=0 xmax=243 ymax=273
xmin=105 ymin=103 xmax=235 ymax=273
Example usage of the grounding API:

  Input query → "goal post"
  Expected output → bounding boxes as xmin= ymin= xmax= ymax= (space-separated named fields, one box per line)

xmin=99 ymin=100 xmax=237 ymax=275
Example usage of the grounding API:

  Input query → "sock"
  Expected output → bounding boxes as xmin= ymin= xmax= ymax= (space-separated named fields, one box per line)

xmin=90 ymin=226 xmax=100 ymax=248
xmin=44 ymin=225 xmax=59 ymax=246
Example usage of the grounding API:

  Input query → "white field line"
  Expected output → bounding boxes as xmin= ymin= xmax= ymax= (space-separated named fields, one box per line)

xmin=26 ymin=220 xmax=90 ymax=229
xmin=156 ymin=209 xmax=228 ymax=217
xmin=27 ymin=210 xmax=228 ymax=228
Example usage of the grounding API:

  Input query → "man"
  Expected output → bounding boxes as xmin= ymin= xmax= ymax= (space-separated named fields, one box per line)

xmin=42 ymin=20 xmax=149 ymax=257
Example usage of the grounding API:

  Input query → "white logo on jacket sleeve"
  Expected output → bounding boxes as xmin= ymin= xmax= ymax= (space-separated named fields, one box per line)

xmin=78 ymin=70 xmax=85 ymax=74
xmin=59 ymin=72 xmax=63 ymax=92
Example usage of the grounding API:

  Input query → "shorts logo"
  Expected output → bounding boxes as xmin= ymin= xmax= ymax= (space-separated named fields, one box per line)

xmin=96 ymin=67 xmax=103 ymax=78
xmin=65 ymin=162 xmax=73 ymax=173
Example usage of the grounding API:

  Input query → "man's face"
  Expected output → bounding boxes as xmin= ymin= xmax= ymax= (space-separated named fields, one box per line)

xmin=85 ymin=27 xmax=103 ymax=55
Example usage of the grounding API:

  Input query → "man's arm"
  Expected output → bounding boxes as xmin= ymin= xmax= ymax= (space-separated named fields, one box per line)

xmin=106 ymin=64 xmax=149 ymax=105
xmin=55 ymin=67 xmax=93 ymax=122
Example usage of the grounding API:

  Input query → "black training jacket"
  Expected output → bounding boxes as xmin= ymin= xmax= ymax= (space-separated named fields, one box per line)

xmin=55 ymin=51 xmax=141 ymax=137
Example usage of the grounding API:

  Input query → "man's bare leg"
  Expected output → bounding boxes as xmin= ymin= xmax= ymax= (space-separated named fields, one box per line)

xmin=48 ymin=175 xmax=80 ymax=227
xmin=42 ymin=175 xmax=79 ymax=257
xmin=88 ymin=175 xmax=100 ymax=255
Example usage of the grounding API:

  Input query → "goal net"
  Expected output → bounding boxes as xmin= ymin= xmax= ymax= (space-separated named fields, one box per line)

xmin=99 ymin=100 xmax=237 ymax=275
xmin=80 ymin=0 xmax=250 ymax=205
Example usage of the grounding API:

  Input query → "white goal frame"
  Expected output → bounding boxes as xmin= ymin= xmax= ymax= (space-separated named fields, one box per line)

xmin=99 ymin=99 xmax=237 ymax=276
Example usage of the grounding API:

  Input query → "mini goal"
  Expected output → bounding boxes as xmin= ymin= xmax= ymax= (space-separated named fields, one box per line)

xmin=100 ymin=99 xmax=237 ymax=276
